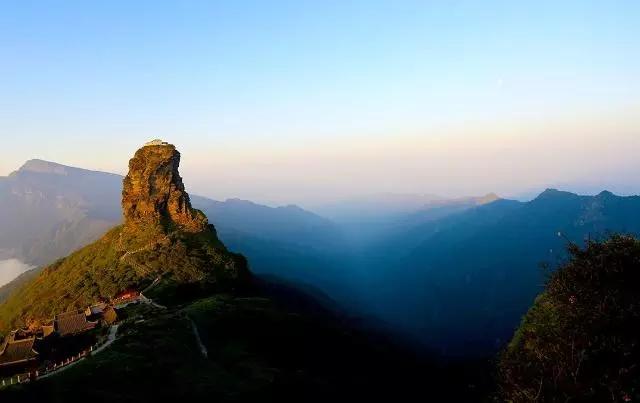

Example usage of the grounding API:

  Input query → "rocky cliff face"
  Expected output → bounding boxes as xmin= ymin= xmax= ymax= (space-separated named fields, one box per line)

xmin=122 ymin=142 xmax=208 ymax=232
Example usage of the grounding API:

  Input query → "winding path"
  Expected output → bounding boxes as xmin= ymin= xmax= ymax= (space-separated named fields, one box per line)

xmin=92 ymin=324 xmax=120 ymax=354
xmin=39 ymin=324 xmax=120 ymax=380
xmin=139 ymin=293 xmax=167 ymax=310
xmin=142 ymin=276 xmax=162 ymax=294
xmin=188 ymin=317 xmax=208 ymax=359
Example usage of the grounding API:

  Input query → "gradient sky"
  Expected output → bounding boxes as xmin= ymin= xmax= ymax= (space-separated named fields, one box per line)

xmin=1 ymin=1 xmax=639 ymax=207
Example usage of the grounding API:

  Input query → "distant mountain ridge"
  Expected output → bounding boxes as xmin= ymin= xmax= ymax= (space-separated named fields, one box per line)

xmin=361 ymin=188 xmax=640 ymax=355
xmin=314 ymin=192 xmax=500 ymax=223
xmin=0 ymin=159 xmax=338 ymax=264
xmin=0 ymin=159 xmax=353 ymax=308
xmin=0 ymin=160 xmax=122 ymax=266
xmin=193 ymin=196 xmax=341 ymax=250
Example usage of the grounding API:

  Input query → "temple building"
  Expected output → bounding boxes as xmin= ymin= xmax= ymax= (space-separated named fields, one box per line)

xmin=0 ymin=333 xmax=39 ymax=371
xmin=54 ymin=311 xmax=97 ymax=337
xmin=144 ymin=139 xmax=169 ymax=146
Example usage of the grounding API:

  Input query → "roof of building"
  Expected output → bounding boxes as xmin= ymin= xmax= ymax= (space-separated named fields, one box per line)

xmin=0 ymin=337 xmax=38 ymax=366
xmin=144 ymin=139 xmax=169 ymax=146
xmin=55 ymin=311 xmax=96 ymax=336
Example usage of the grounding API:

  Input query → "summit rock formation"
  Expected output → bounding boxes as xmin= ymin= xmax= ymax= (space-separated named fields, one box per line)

xmin=122 ymin=142 xmax=207 ymax=232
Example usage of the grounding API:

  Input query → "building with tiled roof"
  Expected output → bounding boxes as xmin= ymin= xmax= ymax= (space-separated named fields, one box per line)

xmin=144 ymin=139 xmax=169 ymax=146
xmin=0 ymin=337 xmax=38 ymax=367
xmin=54 ymin=311 xmax=97 ymax=337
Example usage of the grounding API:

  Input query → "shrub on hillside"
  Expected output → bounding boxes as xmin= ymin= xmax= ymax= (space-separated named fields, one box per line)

xmin=498 ymin=235 xmax=640 ymax=402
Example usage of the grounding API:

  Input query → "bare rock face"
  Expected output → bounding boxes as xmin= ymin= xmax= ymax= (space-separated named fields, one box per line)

xmin=122 ymin=141 xmax=208 ymax=232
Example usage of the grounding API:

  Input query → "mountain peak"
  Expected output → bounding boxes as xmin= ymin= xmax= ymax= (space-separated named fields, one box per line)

xmin=476 ymin=193 xmax=501 ymax=205
xmin=596 ymin=190 xmax=615 ymax=198
xmin=122 ymin=141 xmax=208 ymax=232
xmin=535 ymin=188 xmax=576 ymax=200
xmin=17 ymin=159 xmax=70 ymax=175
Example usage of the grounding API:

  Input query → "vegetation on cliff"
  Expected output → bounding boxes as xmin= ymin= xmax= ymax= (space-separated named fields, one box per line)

xmin=498 ymin=235 xmax=640 ymax=402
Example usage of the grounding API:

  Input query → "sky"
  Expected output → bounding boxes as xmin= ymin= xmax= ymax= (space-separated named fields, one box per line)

xmin=1 ymin=1 xmax=639 ymax=207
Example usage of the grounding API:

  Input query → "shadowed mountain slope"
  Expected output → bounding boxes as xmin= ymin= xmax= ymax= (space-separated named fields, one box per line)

xmin=0 ymin=160 xmax=121 ymax=266
xmin=363 ymin=189 xmax=640 ymax=355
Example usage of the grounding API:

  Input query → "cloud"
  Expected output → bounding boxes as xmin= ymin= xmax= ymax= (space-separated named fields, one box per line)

xmin=0 ymin=259 xmax=33 ymax=287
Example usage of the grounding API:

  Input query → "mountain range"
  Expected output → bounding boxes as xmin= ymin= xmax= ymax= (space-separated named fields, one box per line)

xmin=0 ymin=159 xmax=342 ymax=264
xmin=0 ymin=159 xmax=354 ymax=300
xmin=360 ymin=189 xmax=640 ymax=355
xmin=1 ymin=158 xmax=639 ymax=357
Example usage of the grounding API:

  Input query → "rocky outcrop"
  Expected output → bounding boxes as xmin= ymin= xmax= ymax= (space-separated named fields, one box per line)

xmin=122 ymin=141 xmax=208 ymax=232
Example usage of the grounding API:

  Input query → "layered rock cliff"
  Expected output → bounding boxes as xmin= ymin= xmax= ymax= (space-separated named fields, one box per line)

xmin=122 ymin=142 xmax=207 ymax=232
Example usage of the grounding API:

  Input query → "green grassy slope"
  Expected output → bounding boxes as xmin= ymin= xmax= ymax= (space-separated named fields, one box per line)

xmin=0 ymin=224 xmax=248 ymax=334
xmin=2 ymin=293 xmax=487 ymax=402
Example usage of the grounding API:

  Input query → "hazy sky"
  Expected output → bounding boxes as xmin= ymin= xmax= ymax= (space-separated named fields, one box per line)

xmin=0 ymin=259 xmax=33 ymax=287
xmin=1 ymin=1 xmax=638 ymax=206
